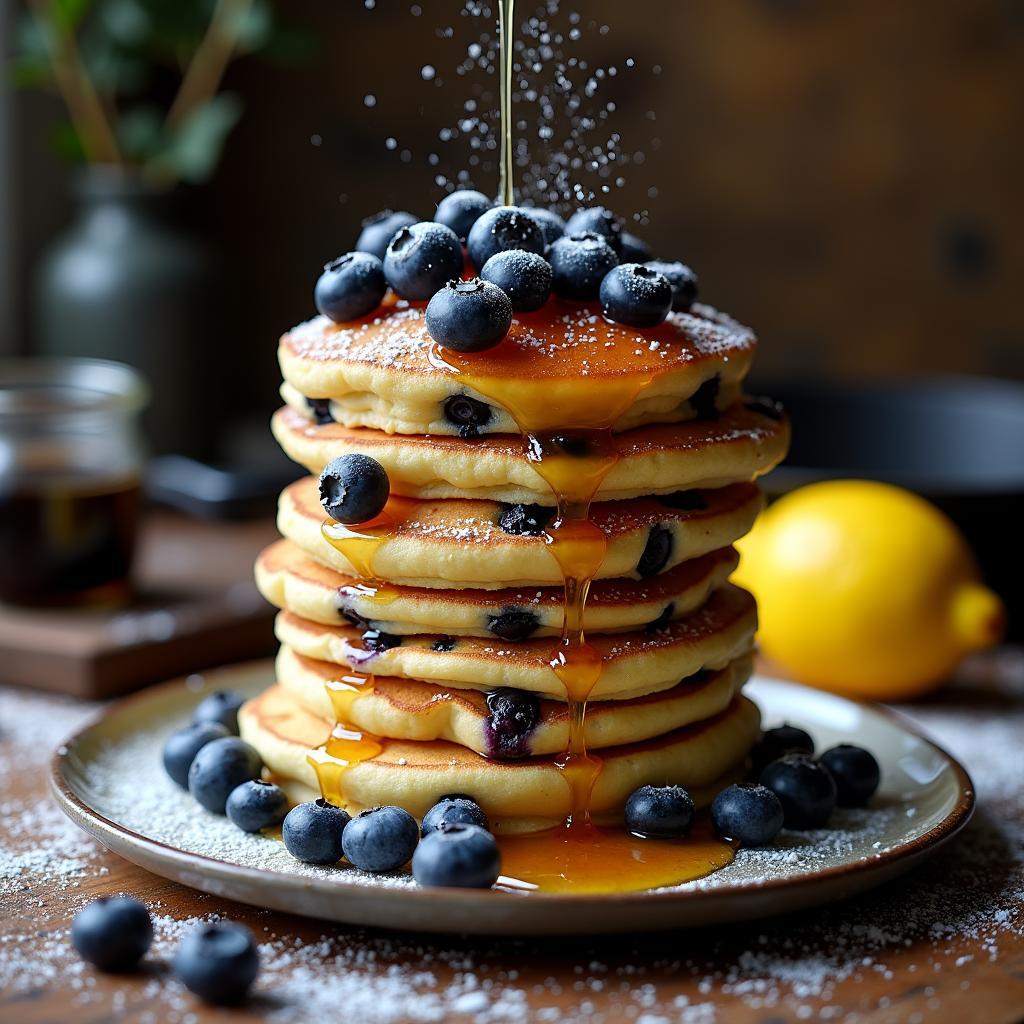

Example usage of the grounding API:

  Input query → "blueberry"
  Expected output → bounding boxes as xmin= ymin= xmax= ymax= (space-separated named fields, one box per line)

xmin=431 ymin=636 xmax=456 ymax=652
xmin=435 ymin=189 xmax=492 ymax=242
xmin=412 ymin=823 xmax=501 ymax=888
xmin=480 ymin=249 xmax=552 ymax=312
xmin=425 ymin=278 xmax=513 ymax=353
xmin=760 ymin=753 xmax=837 ymax=829
xmin=484 ymin=688 xmax=541 ymax=759
xmin=644 ymin=603 xmax=675 ymax=634
xmin=820 ymin=744 xmax=881 ymax=807
xmin=466 ymin=205 xmax=546 ymax=270
xmin=547 ymin=433 xmax=592 ymax=457
xmin=745 ymin=396 xmax=786 ymax=422
xmin=383 ymin=221 xmax=463 ymax=300
xmin=360 ymin=628 xmax=402 ymax=652
xmin=421 ymin=795 xmax=489 ymax=835
xmin=660 ymin=489 xmax=708 ymax=511
xmin=637 ymin=525 xmax=673 ymax=578
xmin=443 ymin=393 xmax=493 ymax=437
xmin=600 ymin=263 xmax=672 ymax=328
xmin=565 ymin=206 xmax=624 ymax=253
xmin=192 ymin=690 xmax=247 ymax=735
xmin=282 ymin=798 xmax=350 ymax=864
xmin=162 ymin=721 xmax=230 ymax=789
xmin=72 ymin=896 xmax=152 ymax=972
xmin=342 ymin=805 xmax=420 ymax=872
xmin=306 ymin=396 xmax=333 ymax=425
xmin=624 ymin=784 xmax=695 ymax=838
xmin=226 ymin=780 xmax=289 ymax=833
xmin=318 ymin=453 xmax=390 ymax=524
xmin=487 ymin=609 xmax=540 ymax=641
xmin=187 ymin=737 xmax=263 ymax=814
xmin=356 ymin=209 xmax=417 ymax=259
xmin=711 ymin=783 xmax=785 ymax=846
xmin=645 ymin=260 xmax=698 ymax=311
xmin=314 ymin=252 xmax=387 ymax=323
xmin=548 ymin=232 xmax=619 ymax=300
xmin=751 ymin=723 xmax=815 ymax=774
xmin=690 ymin=376 xmax=720 ymax=419
xmin=498 ymin=503 xmax=555 ymax=536
xmin=523 ymin=206 xmax=566 ymax=246
xmin=619 ymin=231 xmax=652 ymax=263
xmin=173 ymin=922 xmax=259 ymax=1005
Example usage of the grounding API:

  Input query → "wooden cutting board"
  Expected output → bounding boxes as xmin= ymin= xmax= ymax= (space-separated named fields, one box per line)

xmin=0 ymin=511 xmax=279 ymax=698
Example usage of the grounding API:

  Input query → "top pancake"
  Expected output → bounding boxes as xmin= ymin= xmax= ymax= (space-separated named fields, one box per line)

xmin=279 ymin=297 xmax=755 ymax=436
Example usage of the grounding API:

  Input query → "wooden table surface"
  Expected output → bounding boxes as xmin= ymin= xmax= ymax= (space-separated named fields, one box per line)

xmin=3 ymin=654 xmax=1024 ymax=1024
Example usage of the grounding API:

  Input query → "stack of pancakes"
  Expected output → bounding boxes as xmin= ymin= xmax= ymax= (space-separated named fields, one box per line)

xmin=242 ymin=295 xmax=789 ymax=833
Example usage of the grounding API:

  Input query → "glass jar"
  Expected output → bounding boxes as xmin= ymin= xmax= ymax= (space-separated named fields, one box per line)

xmin=0 ymin=358 xmax=148 ymax=605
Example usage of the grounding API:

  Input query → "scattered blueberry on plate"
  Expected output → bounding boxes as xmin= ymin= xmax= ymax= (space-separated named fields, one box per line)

xmin=318 ymin=453 xmax=390 ymax=524
xmin=425 ymin=278 xmax=513 ymax=352
xmin=342 ymin=805 xmax=420 ymax=872
xmin=751 ymin=723 xmax=815 ymax=774
xmin=187 ymin=736 xmax=263 ymax=815
xmin=421 ymin=795 xmax=489 ymax=835
xmin=383 ymin=221 xmax=464 ymax=300
xmin=173 ymin=922 xmax=259 ymax=1005
xmin=226 ymin=780 xmax=289 ymax=833
xmin=711 ymin=783 xmax=785 ymax=846
xmin=480 ymin=249 xmax=552 ymax=312
xmin=192 ymin=690 xmax=247 ymax=735
xmin=282 ymin=799 xmax=350 ymax=865
xmin=435 ymin=188 xmax=492 ymax=242
xmin=820 ymin=744 xmax=881 ymax=807
xmin=412 ymin=823 xmax=502 ymax=889
xmin=466 ymin=205 xmax=547 ymax=270
xmin=356 ymin=209 xmax=417 ymax=259
xmin=72 ymin=896 xmax=153 ymax=972
xmin=600 ymin=263 xmax=672 ymax=328
xmin=314 ymin=252 xmax=387 ymax=323
xmin=645 ymin=259 xmax=698 ymax=311
xmin=548 ymin=231 xmax=619 ymax=299
xmin=162 ymin=721 xmax=230 ymax=789
xmin=760 ymin=752 xmax=838 ymax=829
xmin=624 ymin=784 xmax=695 ymax=839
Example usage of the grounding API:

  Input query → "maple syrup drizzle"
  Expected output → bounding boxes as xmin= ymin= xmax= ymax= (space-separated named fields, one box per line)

xmin=497 ymin=0 xmax=516 ymax=207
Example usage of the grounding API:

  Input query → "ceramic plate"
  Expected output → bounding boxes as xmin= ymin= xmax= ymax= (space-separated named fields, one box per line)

xmin=51 ymin=662 xmax=973 ymax=936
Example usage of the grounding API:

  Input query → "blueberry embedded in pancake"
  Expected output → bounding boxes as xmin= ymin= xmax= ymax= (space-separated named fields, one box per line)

xmin=273 ymin=584 xmax=757 ymax=702
xmin=238 ymin=682 xmax=761 ymax=832
xmin=272 ymin=401 xmax=790 ymax=504
xmin=277 ymin=296 xmax=756 ymax=437
xmin=274 ymin=644 xmax=754 ymax=759
xmin=255 ymin=539 xmax=738 ymax=638
xmin=271 ymin=480 xmax=759 ymax=589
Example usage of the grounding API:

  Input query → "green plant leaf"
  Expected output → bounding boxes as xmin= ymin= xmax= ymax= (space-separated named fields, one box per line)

xmin=150 ymin=91 xmax=243 ymax=184
xmin=8 ymin=54 xmax=53 ymax=89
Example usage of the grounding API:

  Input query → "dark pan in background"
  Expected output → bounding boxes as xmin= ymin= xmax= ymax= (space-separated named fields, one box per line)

xmin=757 ymin=375 xmax=1024 ymax=639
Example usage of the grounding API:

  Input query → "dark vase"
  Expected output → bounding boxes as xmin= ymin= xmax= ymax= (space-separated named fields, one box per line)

xmin=33 ymin=165 xmax=218 ymax=457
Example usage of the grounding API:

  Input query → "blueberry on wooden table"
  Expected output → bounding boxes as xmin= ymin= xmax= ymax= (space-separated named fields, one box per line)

xmin=173 ymin=921 xmax=259 ymax=1005
xmin=282 ymin=799 xmax=350 ymax=864
xmin=412 ymin=823 xmax=502 ymax=889
xmin=72 ymin=896 xmax=152 ymax=972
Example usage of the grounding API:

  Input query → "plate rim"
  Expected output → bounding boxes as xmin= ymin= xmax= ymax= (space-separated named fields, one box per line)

xmin=49 ymin=663 xmax=976 ymax=915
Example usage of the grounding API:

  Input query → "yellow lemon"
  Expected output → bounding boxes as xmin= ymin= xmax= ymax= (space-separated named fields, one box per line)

xmin=734 ymin=480 xmax=1004 ymax=700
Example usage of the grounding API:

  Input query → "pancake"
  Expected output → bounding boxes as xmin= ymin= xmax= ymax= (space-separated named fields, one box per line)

xmin=239 ymin=683 xmax=761 ymax=832
xmin=273 ymin=400 xmax=789 ymax=504
xmin=273 ymin=583 xmax=757 ymax=701
xmin=278 ymin=298 xmax=755 ymax=436
xmin=257 ymin=538 xmax=739 ymax=635
xmin=275 ymin=645 xmax=753 ymax=757
xmin=278 ymin=475 xmax=762 ymax=589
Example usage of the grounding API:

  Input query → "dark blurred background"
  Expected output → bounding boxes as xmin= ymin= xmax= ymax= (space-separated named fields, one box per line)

xmin=2 ymin=0 xmax=1023 ymax=446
